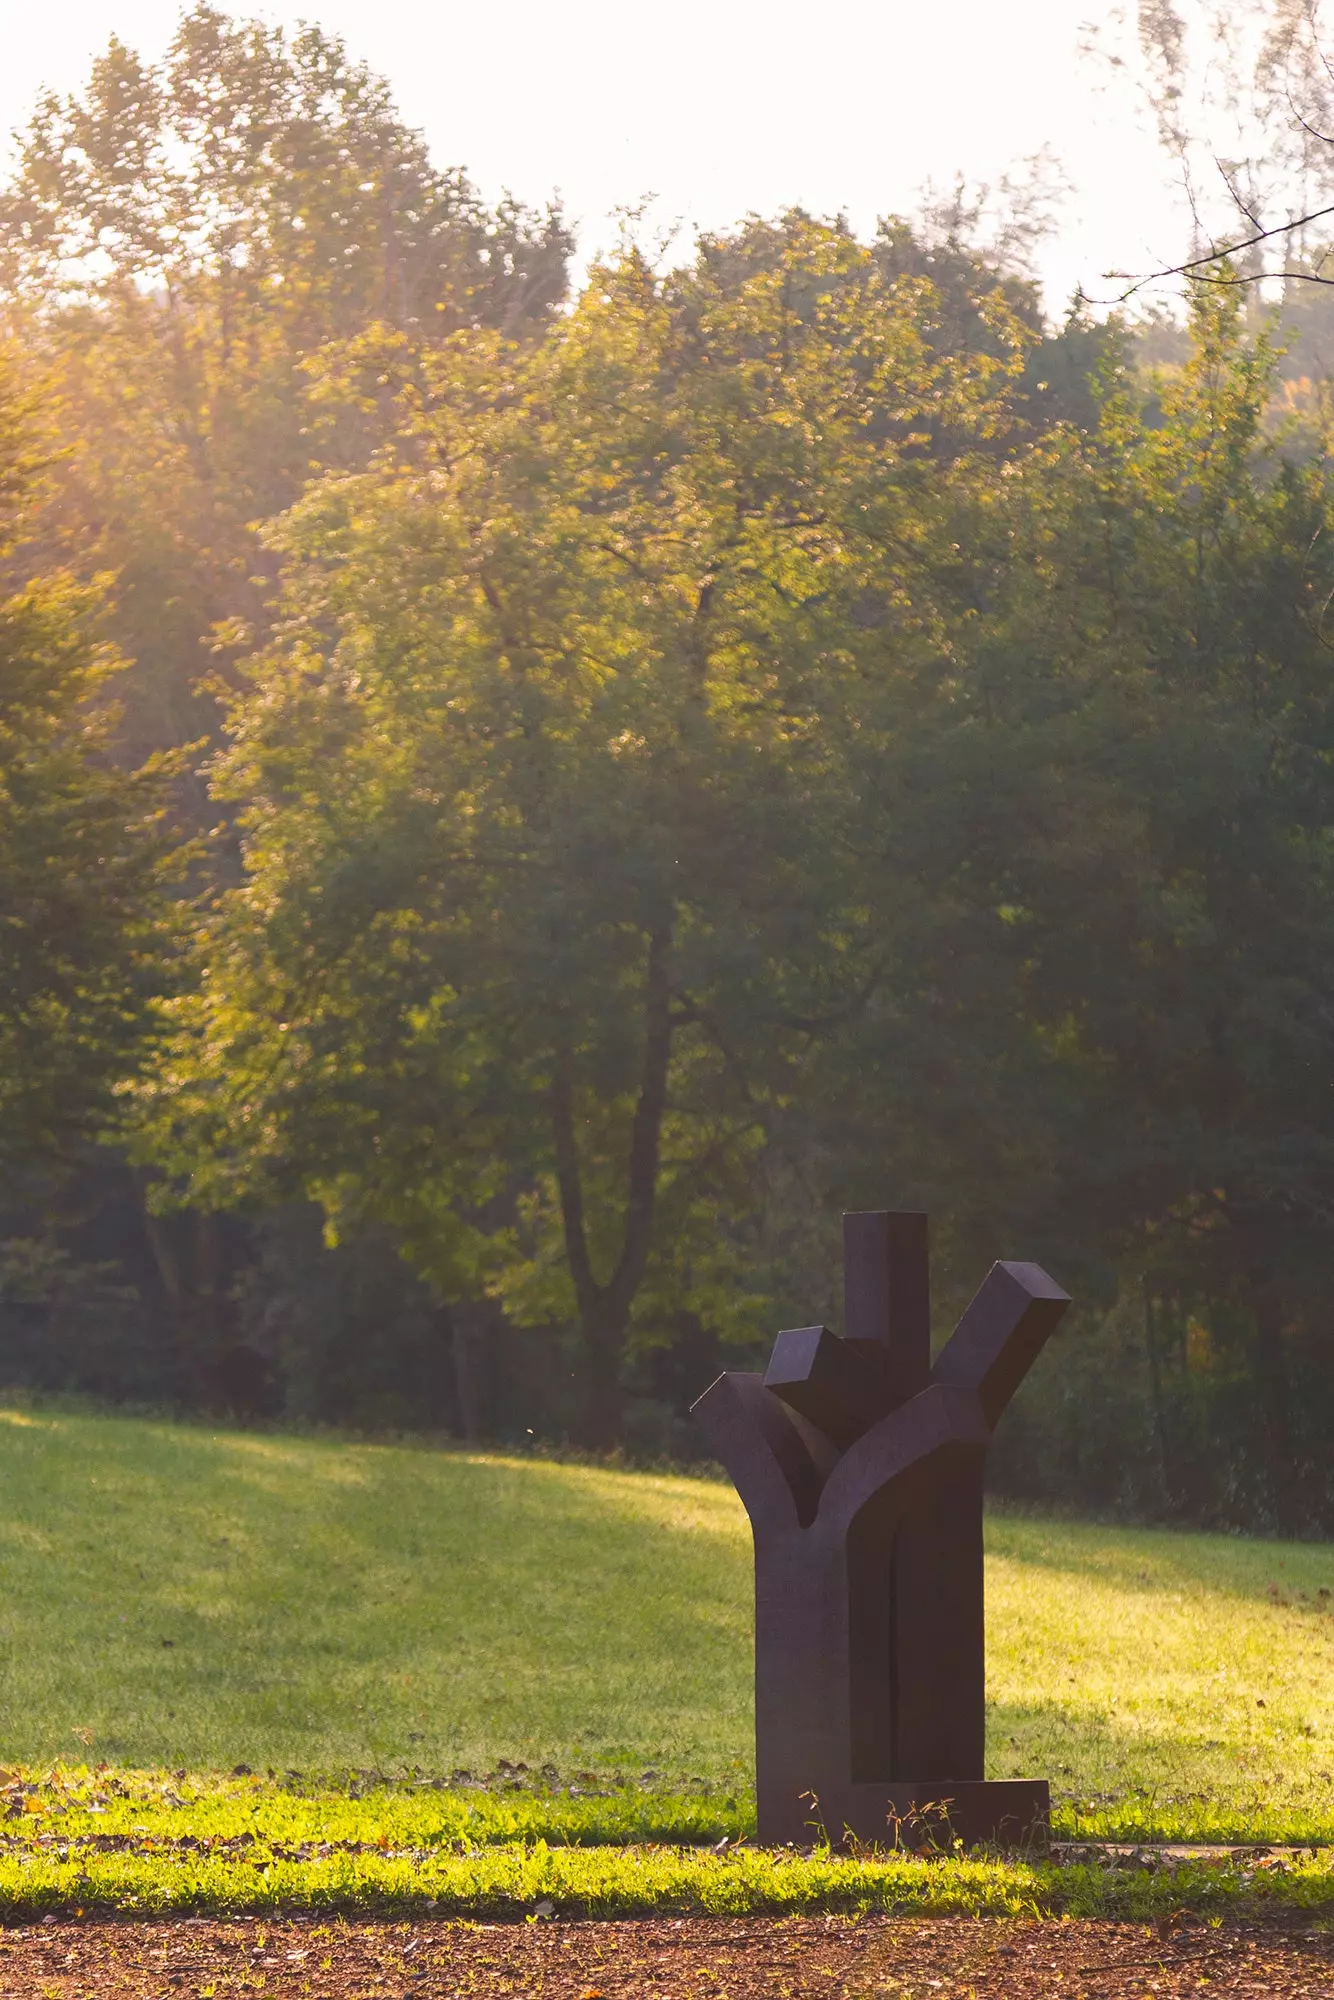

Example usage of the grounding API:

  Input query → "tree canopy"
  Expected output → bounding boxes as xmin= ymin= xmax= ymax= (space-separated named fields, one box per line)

xmin=137 ymin=219 xmax=1033 ymax=1439
xmin=0 ymin=4 xmax=571 ymax=769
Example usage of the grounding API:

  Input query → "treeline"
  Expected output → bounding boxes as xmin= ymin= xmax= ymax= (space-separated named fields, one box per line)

xmin=3 ymin=5 xmax=1334 ymax=1536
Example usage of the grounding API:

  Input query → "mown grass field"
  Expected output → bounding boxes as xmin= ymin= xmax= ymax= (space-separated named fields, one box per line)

xmin=0 ymin=1404 xmax=1330 ymax=1918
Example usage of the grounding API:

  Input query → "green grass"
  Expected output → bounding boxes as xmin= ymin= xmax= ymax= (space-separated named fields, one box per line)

xmin=0 ymin=1400 xmax=1331 ymax=1923
xmin=0 ymin=1767 xmax=1328 ymax=1923
xmin=989 ymin=1518 xmax=1334 ymax=1842
xmin=0 ymin=1407 xmax=751 ymax=1781
xmin=0 ymin=1834 xmax=1333 ymax=1925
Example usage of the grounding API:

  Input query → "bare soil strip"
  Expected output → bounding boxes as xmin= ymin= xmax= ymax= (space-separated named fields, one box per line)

xmin=0 ymin=1915 xmax=1328 ymax=1998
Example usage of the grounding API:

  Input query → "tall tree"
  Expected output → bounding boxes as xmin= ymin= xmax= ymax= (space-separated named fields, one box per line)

xmin=0 ymin=6 xmax=571 ymax=1359
xmin=0 ymin=4 xmax=571 ymax=769
xmin=820 ymin=281 xmax=1334 ymax=1531
xmin=139 ymin=218 xmax=1028 ymax=1443
xmin=0 ymin=356 xmax=177 ymax=1174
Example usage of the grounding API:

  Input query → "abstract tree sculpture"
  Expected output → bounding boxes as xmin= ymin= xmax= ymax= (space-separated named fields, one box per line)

xmin=692 ymin=1212 xmax=1069 ymax=1848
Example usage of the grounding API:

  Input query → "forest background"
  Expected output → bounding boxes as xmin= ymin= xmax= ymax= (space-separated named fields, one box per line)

xmin=6 ymin=0 xmax=1334 ymax=1537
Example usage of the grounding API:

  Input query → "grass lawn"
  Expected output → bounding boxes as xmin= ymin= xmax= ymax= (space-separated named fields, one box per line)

xmin=0 ymin=1403 xmax=1330 ymax=1917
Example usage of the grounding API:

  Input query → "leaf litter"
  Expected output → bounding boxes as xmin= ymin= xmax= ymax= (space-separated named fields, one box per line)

xmin=0 ymin=1915 xmax=1328 ymax=1998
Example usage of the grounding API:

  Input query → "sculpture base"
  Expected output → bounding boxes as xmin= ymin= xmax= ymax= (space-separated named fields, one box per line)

xmin=760 ymin=1778 xmax=1049 ymax=1851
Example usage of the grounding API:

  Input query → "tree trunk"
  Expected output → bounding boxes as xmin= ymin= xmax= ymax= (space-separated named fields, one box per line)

xmin=582 ymin=1309 xmax=628 ymax=1452
xmin=140 ymin=1200 xmax=186 ymax=1327
xmin=1143 ymin=1282 xmax=1172 ymax=1509
xmin=1248 ymin=1285 xmax=1298 ymax=1537
xmin=136 ymin=1179 xmax=241 ymax=1404
xmin=551 ymin=921 xmax=674 ymax=1452
xmin=449 ymin=1302 xmax=492 ymax=1443
xmin=1231 ymin=1203 xmax=1299 ymax=1537
xmin=195 ymin=1209 xmax=221 ymax=1354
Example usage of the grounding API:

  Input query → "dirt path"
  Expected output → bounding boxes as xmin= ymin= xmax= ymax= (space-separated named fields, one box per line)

xmin=0 ymin=1915 xmax=1329 ymax=1998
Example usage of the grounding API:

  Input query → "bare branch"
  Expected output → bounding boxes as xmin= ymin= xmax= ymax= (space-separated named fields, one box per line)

xmin=1215 ymin=156 xmax=1265 ymax=233
xmin=1092 ymin=196 xmax=1334 ymax=302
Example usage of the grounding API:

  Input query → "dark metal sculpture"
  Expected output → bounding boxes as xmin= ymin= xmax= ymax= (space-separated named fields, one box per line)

xmin=692 ymin=1211 xmax=1069 ymax=1849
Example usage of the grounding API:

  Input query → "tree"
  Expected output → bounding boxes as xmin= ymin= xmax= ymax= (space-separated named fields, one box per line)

xmin=819 ymin=280 xmax=1334 ymax=1532
xmin=0 ymin=357 xmax=177 ymax=1174
xmin=139 ymin=218 xmax=1029 ymax=1444
xmin=0 ymin=4 xmax=571 ymax=769
xmin=0 ymin=6 xmax=572 ymax=1370
xmin=1084 ymin=0 xmax=1334 ymax=304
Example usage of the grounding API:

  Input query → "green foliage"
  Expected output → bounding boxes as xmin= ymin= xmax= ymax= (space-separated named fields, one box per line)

xmin=0 ymin=6 xmax=568 ymax=336
xmin=0 ymin=359 xmax=176 ymax=1169
xmin=0 ymin=3 xmax=571 ymax=768
xmin=137 ymin=214 xmax=1032 ymax=1439
xmin=803 ymin=281 xmax=1334 ymax=1531
xmin=0 ymin=8 xmax=572 ymax=1402
xmin=132 ymin=231 xmax=1334 ymax=1508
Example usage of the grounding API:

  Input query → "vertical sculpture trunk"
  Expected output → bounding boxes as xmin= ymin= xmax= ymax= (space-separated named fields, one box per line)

xmin=844 ymin=1212 xmax=986 ymax=1784
xmin=693 ymin=1210 xmax=1069 ymax=1848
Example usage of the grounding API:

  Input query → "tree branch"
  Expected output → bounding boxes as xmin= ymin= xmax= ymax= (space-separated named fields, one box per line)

xmin=1094 ymin=197 xmax=1334 ymax=303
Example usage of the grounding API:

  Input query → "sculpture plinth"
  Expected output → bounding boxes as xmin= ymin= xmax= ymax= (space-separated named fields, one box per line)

xmin=692 ymin=1212 xmax=1068 ymax=1849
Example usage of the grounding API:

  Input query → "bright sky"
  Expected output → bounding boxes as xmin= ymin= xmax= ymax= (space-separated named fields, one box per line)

xmin=0 ymin=0 xmax=1196 ymax=317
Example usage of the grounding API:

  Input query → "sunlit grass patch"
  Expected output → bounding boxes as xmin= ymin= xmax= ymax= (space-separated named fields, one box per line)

xmin=0 ymin=1765 xmax=747 ymax=1850
xmin=985 ymin=1515 xmax=1334 ymax=1840
xmin=0 ymin=1827 xmax=1330 ymax=1924
xmin=0 ymin=1765 xmax=1329 ymax=1921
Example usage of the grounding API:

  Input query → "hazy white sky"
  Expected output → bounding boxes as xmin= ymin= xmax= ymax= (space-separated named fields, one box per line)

xmin=0 ymin=0 xmax=1195 ymax=315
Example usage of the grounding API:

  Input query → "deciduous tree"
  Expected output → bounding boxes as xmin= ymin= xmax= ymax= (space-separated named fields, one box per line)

xmin=140 ymin=219 xmax=1027 ymax=1443
xmin=0 ymin=359 xmax=177 ymax=1173
xmin=0 ymin=4 xmax=571 ymax=769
